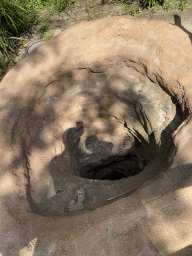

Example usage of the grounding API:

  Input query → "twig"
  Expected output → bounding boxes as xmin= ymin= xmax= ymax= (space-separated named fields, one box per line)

xmin=107 ymin=186 xmax=138 ymax=201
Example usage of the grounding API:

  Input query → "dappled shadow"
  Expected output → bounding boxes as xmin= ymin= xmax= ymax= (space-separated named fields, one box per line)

xmin=0 ymin=65 xmax=185 ymax=254
xmin=0 ymin=49 xmax=184 ymax=218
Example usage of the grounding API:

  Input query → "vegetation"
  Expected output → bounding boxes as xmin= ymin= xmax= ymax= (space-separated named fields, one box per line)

xmin=0 ymin=0 xmax=74 ymax=80
xmin=0 ymin=0 xmax=190 ymax=81
xmin=122 ymin=0 xmax=188 ymax=15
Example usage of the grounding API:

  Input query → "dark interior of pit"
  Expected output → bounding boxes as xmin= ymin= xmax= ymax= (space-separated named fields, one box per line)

xmin=79 ymin=140 xmax=149 ymax=181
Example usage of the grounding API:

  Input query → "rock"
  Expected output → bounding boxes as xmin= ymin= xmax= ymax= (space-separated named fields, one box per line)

xmin=0 ymin=15 xmax=192 ymax=255
xmin=25 ymin=40 xmax=47 ymax=55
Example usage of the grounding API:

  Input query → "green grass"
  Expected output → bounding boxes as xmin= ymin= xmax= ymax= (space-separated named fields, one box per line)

xmin=0 ymin=0 xmax=74 ymax=80
xmin=43 ymin=30 xmax=53 ymax=40
xmin=122 ymin=0 xmax=189 ymax=15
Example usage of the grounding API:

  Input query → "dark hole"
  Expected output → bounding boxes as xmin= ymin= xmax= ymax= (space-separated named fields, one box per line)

xmin=79 ymin=154 xmax=145 ymax=181
xmin=100 ymin=171 xmax=127 ymax=180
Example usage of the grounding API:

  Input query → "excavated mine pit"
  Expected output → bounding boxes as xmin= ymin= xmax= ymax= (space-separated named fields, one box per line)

xmin=33 ymin=62 xmax=186 ymax=216
xmin=3 ymin=16 xmax=190 ymax=218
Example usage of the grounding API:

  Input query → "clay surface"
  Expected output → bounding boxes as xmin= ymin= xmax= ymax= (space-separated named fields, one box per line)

xmin=1 ymin=15 xmax=192 ymax=255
